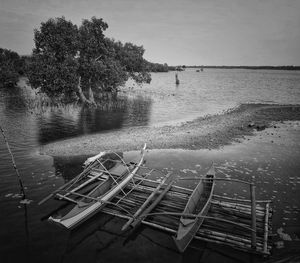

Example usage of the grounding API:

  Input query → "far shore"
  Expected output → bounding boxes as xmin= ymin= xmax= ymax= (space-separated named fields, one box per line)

xmin=41 ymin=104 xmax=300 ymax=157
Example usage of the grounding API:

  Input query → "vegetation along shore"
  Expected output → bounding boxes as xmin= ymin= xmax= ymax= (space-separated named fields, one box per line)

xmin=41 ymin=103 xmax=300 ymax=156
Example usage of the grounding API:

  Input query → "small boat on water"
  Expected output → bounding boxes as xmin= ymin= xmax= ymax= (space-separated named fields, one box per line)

xmin=173 ymin=163 xmax=215 ymax=252
xmin=40 ymin=144 xmax=147 ymax=229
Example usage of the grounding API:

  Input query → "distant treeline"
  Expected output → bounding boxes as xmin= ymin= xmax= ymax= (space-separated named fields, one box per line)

xmin=146 ymin=62 xmax=169 ymax=72
xmin=185 ymin=65 xmax=300 ymax=70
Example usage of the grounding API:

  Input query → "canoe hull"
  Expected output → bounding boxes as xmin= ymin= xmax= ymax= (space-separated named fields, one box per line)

xmin=174 ymin=164 xmax=215 ymax=252
xmin=49 ymin=145 xmax=146 ymax=229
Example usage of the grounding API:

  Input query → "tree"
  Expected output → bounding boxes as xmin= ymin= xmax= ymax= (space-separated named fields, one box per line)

xmin=0 ymin=48 xmax=21 ymax=88
xmin=27 ymin=16 xmax=151 ymax=105
xmin=26 ymin=17 xmax=79 ymax=101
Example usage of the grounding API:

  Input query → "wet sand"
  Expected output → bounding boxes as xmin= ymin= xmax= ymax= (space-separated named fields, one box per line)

xmin=41 ymin=104 xmax=300 ymax=156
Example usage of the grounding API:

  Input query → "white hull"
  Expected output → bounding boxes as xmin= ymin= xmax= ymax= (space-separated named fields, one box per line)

xmin=49 ymin=145 xmax=146 ymax=229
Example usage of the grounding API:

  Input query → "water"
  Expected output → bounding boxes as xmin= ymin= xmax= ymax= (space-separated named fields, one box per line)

xmin=128 ymin=68 xmax=300 ymax=125
xmin=0 ymin=69 xmax=300 ymax=262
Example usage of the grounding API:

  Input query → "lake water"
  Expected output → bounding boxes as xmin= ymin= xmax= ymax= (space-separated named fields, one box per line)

xmin=0 ymin=69 xmax=300 ymax=262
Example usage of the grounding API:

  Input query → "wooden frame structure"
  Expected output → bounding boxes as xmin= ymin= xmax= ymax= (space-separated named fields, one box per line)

xmin=100 ymin=166 xmax=273 ymax=255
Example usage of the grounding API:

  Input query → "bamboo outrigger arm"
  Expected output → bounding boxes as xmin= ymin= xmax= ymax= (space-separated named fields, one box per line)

xmin=38 ymin=161 xmax=100 ymax=205
xmin=213 ymin=194 xmax=272 ymax=203
xmin=56 ymin=191 xmax=134 ymax=217
xmin=139 ymin=212 xmax=256 ymax=232
xmin=122 ymin=172 xmax=173 ymax=231
xmin=179 ymin=177 xmax=254 ymax=185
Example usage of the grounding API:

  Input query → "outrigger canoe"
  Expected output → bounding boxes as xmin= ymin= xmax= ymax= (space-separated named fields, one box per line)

xmin=42 ymin=144 xmax=146 ymax=229
xmin=173 ymin=163 xmax=215 ymax=252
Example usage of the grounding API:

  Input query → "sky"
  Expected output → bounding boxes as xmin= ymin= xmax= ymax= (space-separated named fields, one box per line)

xmin=0 ymin=0 xmax=300 ymax=66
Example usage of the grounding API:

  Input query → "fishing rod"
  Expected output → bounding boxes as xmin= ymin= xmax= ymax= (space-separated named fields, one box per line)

xmin=0 ymin=125 xmax=26 ymax=199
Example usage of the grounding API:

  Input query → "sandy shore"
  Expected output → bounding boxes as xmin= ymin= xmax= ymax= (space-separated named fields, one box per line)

xmin=41 ymin=104 xmax=300 ymax=156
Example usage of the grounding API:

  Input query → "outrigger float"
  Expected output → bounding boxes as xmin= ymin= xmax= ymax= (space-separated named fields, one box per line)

xmin=39 ymin=145 xmax=272 ymax=255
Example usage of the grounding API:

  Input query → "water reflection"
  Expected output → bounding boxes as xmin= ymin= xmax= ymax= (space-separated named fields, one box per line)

xmin=0 ymin=86 xmax=28 ymax=113
xmin=37 ymin=96 xmax=152 ymax=144
xmin=52 ymin=155 xmax=88 ymax=182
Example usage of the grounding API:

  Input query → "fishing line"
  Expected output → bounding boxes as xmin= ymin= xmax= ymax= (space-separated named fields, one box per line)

xmin=0 ymin=125 xmax=26 ymax=199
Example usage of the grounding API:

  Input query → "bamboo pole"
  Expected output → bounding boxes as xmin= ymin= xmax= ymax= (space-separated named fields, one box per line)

xmin=101 ymin=196 xmax=272 ymax=255
xmin=122 ymin=172 xmax=172 ymax=231
xmin=250 ymin=184 xmax=257 ymax=250
xmin=211 ymin=200 xmax=266 ymax=216
xmin=0 ymin=126 xmax=26 ymax=199
xmin=133 ymin=217 xmax=271 ymax=255
xmin=263 ymin=202 xmax=270 ymax=254
xmin=132 ymin=176 xmax=193 ymax=194
xmin=42 ymin=160 xmax=271 ymax=256
xmin=141 ymin=212 xmax=255 ymax=232
xmin=213 ymin=194 xmax=271 ymax=204
xmin=38 ymin=160 xmax=99 ymax=205
xmin=131 ymin=180 xmax=175 ymax=228
xmin=179 ymin=177 xmax=253 ymax=185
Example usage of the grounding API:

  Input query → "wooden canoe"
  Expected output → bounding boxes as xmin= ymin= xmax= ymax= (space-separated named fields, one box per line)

xmin=48 ymin=144 xmax=147 ymax=229
xmin=173 ymin=163 xmax=215 ymax=252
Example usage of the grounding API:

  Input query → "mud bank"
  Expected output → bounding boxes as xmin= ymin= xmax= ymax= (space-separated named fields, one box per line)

xmin=41 ymin=104 xmax=300 ymax=156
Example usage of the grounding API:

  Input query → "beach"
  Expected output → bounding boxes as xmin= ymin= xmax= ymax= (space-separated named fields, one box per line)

xmin=41 ymin=103 xmax=300 ymax=156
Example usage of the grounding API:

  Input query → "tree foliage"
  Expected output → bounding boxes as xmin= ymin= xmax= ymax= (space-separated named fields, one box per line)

xmin=27 ymin=17 xmax=79 ymax=101
xmin=146 ymin=62 xmax=169 ymax=72
xmin=26 ymin=16 xmax=152 ymax=105
xmin=0 ymin=48 xmax=22 ymax=88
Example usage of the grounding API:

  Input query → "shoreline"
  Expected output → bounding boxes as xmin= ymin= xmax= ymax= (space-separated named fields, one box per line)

xmin=41 ymin=103 xmax=300 ymax=157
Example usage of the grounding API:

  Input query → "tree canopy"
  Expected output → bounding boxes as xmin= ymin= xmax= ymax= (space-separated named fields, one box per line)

xmin=0 ymin=48 xmax=23 ymax=88
xmin=26 ymin=16 xmax=151 ymax=105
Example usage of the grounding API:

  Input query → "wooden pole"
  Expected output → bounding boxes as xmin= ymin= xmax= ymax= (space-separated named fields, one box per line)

xmin=101 ymin=195 xmax=271 ymax=255
xmin=0 ymin=126 xmax=26 ymax=199
xmin=213 ymin=194 xmax=271 ymax=204
xmin=175 ymin=73 xmax=180 ymax=85
xmin=179 ymin=177 xmax=253 ymax=185
xmin=250 ymin=183 xmax=257 ymax=250
xmin=122 ymin=172 xmax=172 ymax=231
xmin=263 ymin=202 xmax=270 ymax=254
xmin=142 ymin=212 xmax=255 ymax=232
xmin=131 ymin=180 xmax=175 ymax=228
xmin=38 ymin=160 xmax=100 ymax=205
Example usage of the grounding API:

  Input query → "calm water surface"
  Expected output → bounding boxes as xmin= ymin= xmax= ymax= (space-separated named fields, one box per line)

xmin=0 ymin=69 xmax=300 ymax=262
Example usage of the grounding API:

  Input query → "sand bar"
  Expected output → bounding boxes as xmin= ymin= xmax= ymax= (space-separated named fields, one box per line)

xmin=41 ymin=104 xmax=300 ymax=156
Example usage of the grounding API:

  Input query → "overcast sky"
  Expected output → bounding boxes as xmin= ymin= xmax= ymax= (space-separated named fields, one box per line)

xmin=0 ymin=0 xmax=299 ymax=66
